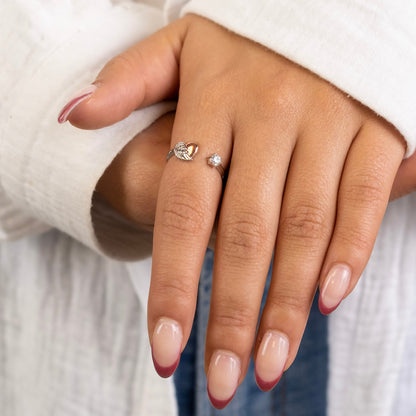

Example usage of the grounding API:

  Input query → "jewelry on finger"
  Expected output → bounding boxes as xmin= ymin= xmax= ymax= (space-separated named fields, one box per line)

xmin=207 ymin=153 xmax=225 ymax=179
xmin=166 ymin=142 xmax=199 ymax=161
xmin=166 ymin=142 xmax=225 ymax=179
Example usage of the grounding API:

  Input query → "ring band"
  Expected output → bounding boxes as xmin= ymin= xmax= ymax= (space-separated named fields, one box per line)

xmin=207 ymin=153 xmax=225 ymax=178
xmin=166 ymin=142 xmax=225 ymax=179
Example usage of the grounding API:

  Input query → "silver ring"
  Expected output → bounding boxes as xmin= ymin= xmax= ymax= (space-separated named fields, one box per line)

xmin=207 ymin=153 xmax=225 ymax=179
xmin=166 ymin=142 xmax=225 ymax=179
xmin=166 ymin=142 xmax=198 ymax=161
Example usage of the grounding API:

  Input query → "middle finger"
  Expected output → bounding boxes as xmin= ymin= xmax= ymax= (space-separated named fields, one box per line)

xmin=205 ymin=114 xmax=297 ymax=408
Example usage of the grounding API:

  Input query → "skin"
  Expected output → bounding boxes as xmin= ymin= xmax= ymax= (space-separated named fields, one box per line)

xmin=96 ymin=112 xmax=416 ymax=235
xmin=67 ymin=15 xmax=415 ymax=407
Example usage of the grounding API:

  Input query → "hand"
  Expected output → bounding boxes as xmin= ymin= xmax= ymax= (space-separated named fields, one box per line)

xmin=61 ymin=15 xmax=407 ymax=408
xmin=96 ymin=112 xmax=174 ymax=232
xmin=95 ymin=112 xmax=415 ymax=233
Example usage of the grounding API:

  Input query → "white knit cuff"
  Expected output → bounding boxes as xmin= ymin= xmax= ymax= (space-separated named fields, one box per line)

xmin=0 ymin=187 xmax=50 ymax=241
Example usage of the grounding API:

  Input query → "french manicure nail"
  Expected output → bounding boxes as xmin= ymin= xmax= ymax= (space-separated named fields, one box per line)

xmin=255 ymin=331 xmax=289 ymax=391
xmin=57 ymin=84 xmax=97 ymax=123
xmin=151 ymin=317 xmax=182 ymax=378
xmin=207 ymin=350 xmax=241 ymax=409
xmin=319 ymin=264 xmax=352 ymax=314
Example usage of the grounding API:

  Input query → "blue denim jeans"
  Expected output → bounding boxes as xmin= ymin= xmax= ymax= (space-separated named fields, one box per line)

xmin=174 ymin=249 xmax=328 ymax=416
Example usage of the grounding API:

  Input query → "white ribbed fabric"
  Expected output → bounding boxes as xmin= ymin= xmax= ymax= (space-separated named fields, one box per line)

xmin=0 ymin=229 xmax=177 ymax=416
xmin=0 ymin=189 xmax=49 ymax=240
xmin=328 ymin=193 xmax=416 ymax=416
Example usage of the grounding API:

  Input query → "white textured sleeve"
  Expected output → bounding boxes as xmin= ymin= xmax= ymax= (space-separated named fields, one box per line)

xmin=0 ymin=1 xmax=173 ymax=259
xmin=167 ymin=0 xmax=416 ymax=157
xmin=0 ymin=186 xmax=51 ymax=241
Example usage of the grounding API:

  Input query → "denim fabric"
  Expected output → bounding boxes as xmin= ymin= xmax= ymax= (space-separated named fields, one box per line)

xmin=175 ymin=249 xmax=328 ymax=416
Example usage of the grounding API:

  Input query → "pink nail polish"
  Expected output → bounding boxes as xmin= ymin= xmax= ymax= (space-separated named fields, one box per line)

xmin=207 ymin=350 xmax=241 ymax=409
xmin=151 ymin=318 xmax=182 ymax=378
xmin=319 ymin=264 xmax=352 ymax=315
xmin=255 ymin=331 xmax=289 ymax=391
xmin=57 ymin=84 xmax=97 ymax=123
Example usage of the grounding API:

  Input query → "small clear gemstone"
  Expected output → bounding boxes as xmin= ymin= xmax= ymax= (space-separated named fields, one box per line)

xmin=208 ymin=153 xmax=222 ymax=167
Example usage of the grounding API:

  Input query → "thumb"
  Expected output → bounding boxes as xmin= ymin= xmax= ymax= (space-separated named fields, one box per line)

xmin=58 ymin=17 xmax=189 ymax=129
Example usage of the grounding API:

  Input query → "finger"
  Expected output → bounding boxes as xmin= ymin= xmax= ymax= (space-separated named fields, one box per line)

xmin=391 ymin=151 xmax=416 ymax=200
xmin=204 ymin=117 xmax=297 ymax=408
xmin=254 ymin=111 xmax=362 ymax=391
xmin=318 ymin=120 xmax=405 ymax=315
xmin=58 ymin=18 xmax=189 ymax=129
xmin=147 ymin=84 xmax=232 ymax=379
xmin=96 ymin=112 xmax=175 ymax=229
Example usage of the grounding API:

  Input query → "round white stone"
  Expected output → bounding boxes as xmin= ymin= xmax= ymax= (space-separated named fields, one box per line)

xmin=209 ymin=154 xmax=222 ymax=167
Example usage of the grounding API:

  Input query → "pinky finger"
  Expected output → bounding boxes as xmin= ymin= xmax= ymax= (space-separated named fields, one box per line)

xmin=318 ymin=120 xmax=405 ymax=314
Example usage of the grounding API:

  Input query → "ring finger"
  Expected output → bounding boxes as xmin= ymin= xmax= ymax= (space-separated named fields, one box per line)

xmin=204 ymin=115 xmax=297 ymax=408
xmin=254 ymin=115 xmax=361 ymax=390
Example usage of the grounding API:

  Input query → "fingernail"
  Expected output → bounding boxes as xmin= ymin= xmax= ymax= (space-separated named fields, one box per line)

xmin=319 ymin=264 xmax=352 ymax=315
xmin=207 ymin=350 xmax=241 ymax=409
xmin=57 ymin=84 xmax=97 ymax=123
xmin=151 ymin=318 xmax=182 ymax=378
xmin=255 ymin=331 xmax=289 ymax=391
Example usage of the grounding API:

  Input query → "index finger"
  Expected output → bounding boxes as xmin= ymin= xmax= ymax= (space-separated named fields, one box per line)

xmin=148 ymin=93 xmax=231 ymax=377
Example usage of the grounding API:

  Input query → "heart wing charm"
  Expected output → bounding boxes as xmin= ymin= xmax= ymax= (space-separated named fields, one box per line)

xmin=173 ymin=142 xmax=199 ymax=161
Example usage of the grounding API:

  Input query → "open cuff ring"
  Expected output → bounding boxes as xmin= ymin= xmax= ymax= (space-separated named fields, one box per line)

xmin=166 ymin=142 xmax=225 ymax=179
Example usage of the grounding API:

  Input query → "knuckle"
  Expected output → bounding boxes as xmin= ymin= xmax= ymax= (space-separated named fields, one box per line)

xmin=268 ymin=290 xmax=311 ymax=317
xmin=314 ymin=86 xmax=354 ymax=120
xmin=106 ymin=52 xmax=139 ymax=76
xmin=212 ymin=301 xmax=256 ymax=335
xmin=152 ymin=275 xmax=195 ymax=305
xmin=220 ymin=212 xmax=270 ymax=261
xmin=160 ymin=191 xmax=208 ymax=237
xmin=253 ymin=76 xmax=299 ymax=123
xmin=343 ymin=172 xmax=386 ymax=206
xmin=273 ymin=82 xmax=298 ymax=114
xmin=101 ymin=52 xmax=146 ymax=103
xmin=279 ymin=203 xmax=329 ymax=244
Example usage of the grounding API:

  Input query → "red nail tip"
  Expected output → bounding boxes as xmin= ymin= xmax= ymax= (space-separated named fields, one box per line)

xmin=255 ymin=370 xmax=282 ymax=392
xmin=151 ymin=350 xmax=180 ymax=378
xmin=207 ymin=388 xmax=236 ymax=410
xmin=57 ymin=91 xmax=94 ymax=123
xmin=318 ymin=296 xmax=341 ymax=315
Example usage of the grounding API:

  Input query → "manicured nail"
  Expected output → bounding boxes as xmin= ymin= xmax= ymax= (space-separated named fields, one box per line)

xmin=57 ymin=84 xmax=97 ymax=123
xmin=255 ymin=331 xmax=289 ymax=391
xmin=151 ymin=318 xmax=182 ymax=378
xmin=319 ymin=264 xmax=352 ymax=315
xmin=207 ymin=350 xmax=241 ymax=409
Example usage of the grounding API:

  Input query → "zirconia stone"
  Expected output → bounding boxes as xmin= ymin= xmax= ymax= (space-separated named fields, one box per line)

xmin=208 ymin=154 xmax=221 ymax=167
